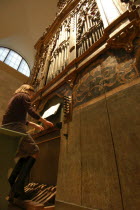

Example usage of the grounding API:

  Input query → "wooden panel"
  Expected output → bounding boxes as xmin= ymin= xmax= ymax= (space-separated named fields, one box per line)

xmin=31 ymin=137 xmax=60 ymax=185
xmin=56 ymin=109 xmax=81 ymax=205
xmin=55 ymin=200 xmax=97 ymax=210
xmin=107 ymin=83 xmax=140 ymax=210
xmin=80 ymin=99 xmax=122 ymax=210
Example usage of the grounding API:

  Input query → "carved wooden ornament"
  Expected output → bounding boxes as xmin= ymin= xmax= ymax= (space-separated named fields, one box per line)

xmin=107 ymin=20 xmax=140 ymax=53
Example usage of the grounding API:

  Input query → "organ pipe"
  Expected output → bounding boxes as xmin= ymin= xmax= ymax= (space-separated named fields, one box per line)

xmin=33 ymin=0 xmax=106 ymax=88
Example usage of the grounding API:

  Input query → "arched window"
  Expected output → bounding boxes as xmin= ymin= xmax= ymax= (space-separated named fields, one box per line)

xmin=0 ymin=47 xmax=30 ymax=77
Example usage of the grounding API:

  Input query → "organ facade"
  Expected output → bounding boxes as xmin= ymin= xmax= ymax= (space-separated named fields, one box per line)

xmin=29 ymin=1 xmax=140 ymax=210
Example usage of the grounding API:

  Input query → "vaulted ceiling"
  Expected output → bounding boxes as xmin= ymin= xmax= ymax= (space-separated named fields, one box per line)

xmin=0 ymin=0 xmax=58 ymax=70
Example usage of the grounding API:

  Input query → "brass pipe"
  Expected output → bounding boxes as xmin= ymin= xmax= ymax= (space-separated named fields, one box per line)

xmin=89 ymin=34 xmax=93 ymax=46
xmin=78 ymin=46 xmax=80 ymax=57
xmin=53 ymin=52 xmax=58 ymax=78
xmin=62 ymin=46 xmax=65 ymax=71
xmin=47 ymin=60 xmax=52 ymax=82
xmin=83 ymin=39 xmax=87 ymax=52
xmin=64 ymin=45 xmax=67 ymax=66
xmin=52 ymin=56 xmax=55 ymax=75
xmin=84 ymin=18 xmax=88 ymax=32
xmin=81 ymin=42 xmax=84 ymax=54
xmin=86 ymin=36 xmax=89 ymax=49
xmin=55 ymin=52 xmax=59 ymax=77
xmin=66 ymin=42 xmax=69 ymax=65
xmin=59 ymin=49 xmax=62 ymax=73
xmin=86 ymin=16 xmax=90 ymax=30
xmin=57 ymin=49 xmax=61 ymax=74
xmin=89 ymin=17 xmax=93 ymax=28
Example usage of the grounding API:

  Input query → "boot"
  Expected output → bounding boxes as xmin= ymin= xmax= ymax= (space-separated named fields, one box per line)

xmin=13 ymin=156 xmax=36 ymax=200
xmin=8 ymin=157 xmax=28 ymax=187
xmin=8 ymin=157 xmax=29 ymax=202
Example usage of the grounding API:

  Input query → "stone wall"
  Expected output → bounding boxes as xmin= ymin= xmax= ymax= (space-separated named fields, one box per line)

xmin=0 ymin=61 xmax=28 ymax=123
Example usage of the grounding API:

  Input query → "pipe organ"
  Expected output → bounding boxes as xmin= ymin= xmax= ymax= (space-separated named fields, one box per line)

xmin=29 ymin=1 xmax=140 ymax=210
xmin=30 ymin=0 xmax=140 ymax=92
xmin=30 ymin=0 xmax=106 ymax=88
xmin=47 ymin=17 xmax=71 ymax=84
xmin=76 ymin=0 xmax=104 ymax=57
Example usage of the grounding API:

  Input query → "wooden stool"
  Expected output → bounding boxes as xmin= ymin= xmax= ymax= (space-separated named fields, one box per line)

xmin=0 ymin=127 xmax=27 ymax=210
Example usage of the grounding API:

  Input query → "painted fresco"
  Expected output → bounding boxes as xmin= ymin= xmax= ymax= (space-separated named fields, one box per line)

xmin=73 ymin=46 xmax=139 ymax=107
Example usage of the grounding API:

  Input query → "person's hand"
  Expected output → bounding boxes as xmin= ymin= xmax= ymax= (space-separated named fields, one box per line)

xmin=28 ymin=121 xmax=44 ymax=132
xmin=44 ymin=120 xmax=54 ymax=128
xmin=34 ymin=124 xmax=44 ymax=131
xmin=39 ymin=118 xmax=54 ymax=129
xmin=39 ymin=118 xmax=54 ymax=128
xmin=42 ymin=119 xmax=54 ymax=129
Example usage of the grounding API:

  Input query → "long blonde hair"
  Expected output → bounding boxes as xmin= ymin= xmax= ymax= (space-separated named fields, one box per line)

xmin=14 ymin=84 xmax=35 ymax=94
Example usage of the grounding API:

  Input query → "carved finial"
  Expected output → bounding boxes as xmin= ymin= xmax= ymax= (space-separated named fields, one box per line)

xmin=57 ymin=0 xmax=70 ymax=11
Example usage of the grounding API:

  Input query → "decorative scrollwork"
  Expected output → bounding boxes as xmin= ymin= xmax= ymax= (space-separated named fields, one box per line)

xmin=107 ymin=20 xmax=140 ymax=53
xmin=31 ymin=44 xmax=49 ymax=88
xmin=57 ymin=0 xmax=70 ymax=12
xmin=120 ymin=0 xmax=140 ymax=11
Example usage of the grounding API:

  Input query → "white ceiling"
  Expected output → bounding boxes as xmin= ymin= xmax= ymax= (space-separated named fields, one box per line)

xmin=0 ymin=0 xmax=58 ymax=69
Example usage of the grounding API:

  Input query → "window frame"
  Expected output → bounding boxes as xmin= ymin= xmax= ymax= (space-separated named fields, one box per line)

xmin=0 ymin=46 xmax=30 ymax=77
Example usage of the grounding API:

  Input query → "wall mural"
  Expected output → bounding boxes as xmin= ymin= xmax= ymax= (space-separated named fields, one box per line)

xmin=73 ymin=41 xmax=140 ymax=107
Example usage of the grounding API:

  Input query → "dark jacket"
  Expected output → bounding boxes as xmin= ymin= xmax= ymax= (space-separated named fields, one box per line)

xmin=2 ymin=92 xmax=40 ymax=125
